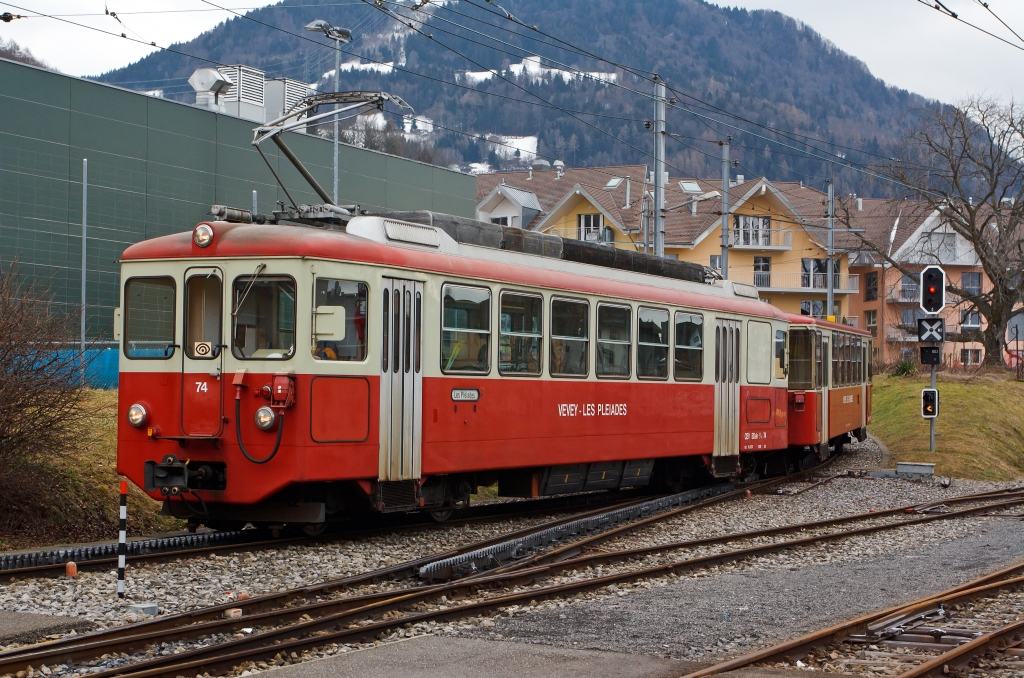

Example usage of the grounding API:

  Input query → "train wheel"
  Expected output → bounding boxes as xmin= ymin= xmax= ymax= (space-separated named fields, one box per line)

xmin=430 ymin=509 xmax=455 ymax=522
xmin=301 ymin=522 xmax=328 ymax=537
xmin=832 ymin=436 xmax=846 ymax=456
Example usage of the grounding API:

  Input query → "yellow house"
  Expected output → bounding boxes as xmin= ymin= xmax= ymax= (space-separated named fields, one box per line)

xmin=475 ymin=166 xmax=858 ymax=324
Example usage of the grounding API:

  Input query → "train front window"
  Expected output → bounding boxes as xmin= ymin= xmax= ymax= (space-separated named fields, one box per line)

xmin=124 ymin=277 xmax=176 ymax=359
xmin=674 ymin=313 xmax=703 ymax=381
xmin=312 ymin=279 xmax=368 ymax=361
xmin=637 ymin=307 xmax=669 ymax=379
xmin=232 ymin=276 xmax=296 ymax=360
xmin=551 ymin=299 xmax=589 ymax=377
xmin=788 ymin=329 xmax=813 ymax=390
xmin=441 ymin=284 xmax=490 ymax=373
xmin=499 ymin=292 xmax=542 ymax=375
xmin=597 ymin=304 xmax=631 ymax=377
xmin=185 ymin=274 xmax=222 ymax=360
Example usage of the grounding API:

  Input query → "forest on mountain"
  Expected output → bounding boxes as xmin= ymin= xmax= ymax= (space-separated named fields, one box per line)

xmin=96 ymin=0 xmax=933 ymax=197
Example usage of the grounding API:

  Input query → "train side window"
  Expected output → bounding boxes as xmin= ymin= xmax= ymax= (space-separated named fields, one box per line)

xmin=788 ymin=330 xmax=813 ymax=389
xmin=597 ymin=304 xmax=631 ymax=378
xmin=550 ymin=298 xmax=589 ymax=377
xmin=185 ymin=274 xmax=222 ymax=360
xmin=674 ymin=313 xmax=703 ymax=381
xmin=637 ymin=307 xmax=670 ymax=379
xmin=381 ymin=290 xmax=389 ymax=372
xmin=232 ymin=276 xmax=296 ymax=360
xmin=775 ymin=330 xmax=787 ymax=378
xmin=499 ymin=291 xmax=542 ymax=375
xmin=746 ymin=321 xmax=772 ymax=385
xmin=124 ymin=277 xmax=176 ymax=359
xmin=831 ymin=333 xmax=839 ymax=388
xmin=312 ymin=279 xmax=367 ymax=361
xmin=441 ymin=284 xmax=491 ymax=373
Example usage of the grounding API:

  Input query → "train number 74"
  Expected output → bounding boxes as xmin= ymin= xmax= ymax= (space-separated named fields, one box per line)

xmin=195 ymin=381 xmax=208 ymax=393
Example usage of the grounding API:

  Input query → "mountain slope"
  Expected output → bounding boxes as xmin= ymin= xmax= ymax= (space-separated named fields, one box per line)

xmin=96 ymin=0 xmax=930 ymax=196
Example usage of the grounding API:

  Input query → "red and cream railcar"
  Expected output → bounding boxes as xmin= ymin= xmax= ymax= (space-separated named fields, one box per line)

xmin=785 ymin=315 xmax=872 ymax=460
xmin=115 ymin=214 xmax=862 ymax=529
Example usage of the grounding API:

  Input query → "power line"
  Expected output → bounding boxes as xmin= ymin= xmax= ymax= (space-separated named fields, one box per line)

xmin=974 ymin=0 xmax=1024 ymax=45
xmin=915 ymin=0 xmax=1024 ymax=52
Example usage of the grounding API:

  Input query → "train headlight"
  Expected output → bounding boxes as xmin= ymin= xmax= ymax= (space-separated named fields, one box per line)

xmin=127 ymin=404 xmax=148 ymax=427
xmin=193 ymin=224 xmax=214 ymax=248
xmin=255 ymin=406 xmax=276 ymax=431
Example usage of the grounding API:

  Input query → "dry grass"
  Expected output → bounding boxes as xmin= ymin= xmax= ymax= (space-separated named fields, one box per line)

xmin=870 ymin=372 xmax=1024 ymax=481
xmin=0 ymin=390 xmax=183 ymax=551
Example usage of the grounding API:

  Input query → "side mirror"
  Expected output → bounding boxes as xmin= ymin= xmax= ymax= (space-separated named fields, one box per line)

xmin=313 ymin=306 xmax=346 ymax=340
xmin=113 ymin=307 xmax=122 ymax=341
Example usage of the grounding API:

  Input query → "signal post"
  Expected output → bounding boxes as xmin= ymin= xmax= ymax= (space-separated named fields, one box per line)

xmin=918 ymin=266 xmax=945 ymax=453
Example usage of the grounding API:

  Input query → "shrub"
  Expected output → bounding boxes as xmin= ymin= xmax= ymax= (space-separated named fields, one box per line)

xmin=891 ymin=359 xmax=918 ymax=377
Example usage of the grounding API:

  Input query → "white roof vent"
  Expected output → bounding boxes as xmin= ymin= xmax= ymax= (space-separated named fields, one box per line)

xmin=188 ymin=68 xmax=232 ymax=111
xmin=218 ymin=65 xmax=266 ymax=106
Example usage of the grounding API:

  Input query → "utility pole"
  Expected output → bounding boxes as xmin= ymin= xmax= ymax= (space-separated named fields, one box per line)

xmin=653 ymin=76 xmax=666 ymax=257
xmin=333 ymin=37 xmax=341 ymax=205
xmin=720 ymin=137 xmax=731 ymax=279
xmin=827 ymin=180 xmax=835 ymax=320
xmin=81 ymin=158 xmax=88 ymax=362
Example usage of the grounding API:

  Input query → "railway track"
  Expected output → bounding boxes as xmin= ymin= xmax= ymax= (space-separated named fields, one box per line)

xmin=682 ymin=536 xmax=1024 ymax=677
xmin=1 ymin=471 xmax=1018 ymax=678
xmin=0 ymin=488 xmax=667 ymax=579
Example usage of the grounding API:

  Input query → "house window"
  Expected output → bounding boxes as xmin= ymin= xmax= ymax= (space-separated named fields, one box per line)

xmin=753 ymin=257 xmax=771 ymax=288
xmin=490 ymin=216 xmax=509 ymax=226
xmin=962 ymin=272 xmax=982 ymax=297
xmin=734 ymin=215 xmax=772 ymax=246
xmin=710 ymin=255 xmax=722 ymax=271
xmin=961 ymin=348 xmax=981 ymax=366
xmin=801 ymin=259 xmax=827 ymax=288
xmin=901 ymin=273 xmax=918 ymax=302
xmin=962 ymin=309 xmax=981 ymax=329
xmin=865 ymin=310 xmax=877 ymax=338
xmin=901 ymin=308 xmax=928 ymax=328
xmin=864 ymin=271 xmax=879 ymax=301
xmin=578 ymin=213 xmax=602 ymax=242
xmin=801 ymin=300 xmax=823 ymax=317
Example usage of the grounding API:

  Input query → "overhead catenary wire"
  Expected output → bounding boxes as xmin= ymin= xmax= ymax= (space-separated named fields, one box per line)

xmin=915 ymin=0 xmax=1024 ymax=52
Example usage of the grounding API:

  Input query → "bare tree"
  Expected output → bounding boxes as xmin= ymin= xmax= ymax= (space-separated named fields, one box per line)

xmin=841 ymin=98 xmax=1024 ymax=366
xmin=0 ymin=264 xmax=89 ymax=471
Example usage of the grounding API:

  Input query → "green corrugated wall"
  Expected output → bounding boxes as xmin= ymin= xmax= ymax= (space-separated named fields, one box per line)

xmin=0 ymin=58 xmax=476 ymax=339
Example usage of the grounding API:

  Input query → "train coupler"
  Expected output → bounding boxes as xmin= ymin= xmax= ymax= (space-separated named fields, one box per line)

xmin=144 ymin=454 xmax=227 ymax=495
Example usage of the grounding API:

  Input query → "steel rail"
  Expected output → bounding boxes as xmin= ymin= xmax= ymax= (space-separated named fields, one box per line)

xmin=678 ymin=522 xmax=1024 ymax=677
xmin=0 ymin=488 xmax=653 ymax=579
xmin=0 ymin=492 xmax=659 ymax=668
xmin=43 ymin=495 xmax=1024 ymax=678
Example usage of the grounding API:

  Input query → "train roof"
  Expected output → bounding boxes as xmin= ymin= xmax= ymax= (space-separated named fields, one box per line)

xmin=785 ymin=313 xmax=872 ymax=336
xmin=122 ymin=217 xmax=791 ymax=321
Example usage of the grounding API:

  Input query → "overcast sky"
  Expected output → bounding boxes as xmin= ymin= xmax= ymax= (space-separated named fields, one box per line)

xmin=2 ymin=0 xmax=1024 ymax=103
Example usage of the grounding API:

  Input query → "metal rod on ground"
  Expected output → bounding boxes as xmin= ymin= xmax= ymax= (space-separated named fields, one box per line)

xmin=720 ymin=138 xmax=730 ymax=278
xmin=80 ymin=157 xmax=87 ymax=384
xmin=117 ymin=481 xmax=127 ymax=598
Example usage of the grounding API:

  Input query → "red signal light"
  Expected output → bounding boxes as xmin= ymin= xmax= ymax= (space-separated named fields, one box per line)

xmin=928 ymin=286 xmax=936 ymax=293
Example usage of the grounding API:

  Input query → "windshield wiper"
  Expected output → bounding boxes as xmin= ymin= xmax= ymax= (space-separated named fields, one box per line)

xmin=232 ymin=263 xmax=267 ymax=316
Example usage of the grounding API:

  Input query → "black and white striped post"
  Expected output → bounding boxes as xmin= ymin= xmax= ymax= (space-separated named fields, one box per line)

xmin=117 ymin=480 xmax=127 ymax=598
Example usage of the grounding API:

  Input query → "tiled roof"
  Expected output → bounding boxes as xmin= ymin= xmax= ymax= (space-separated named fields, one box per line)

xmin=476 ymin=165 xmax=648 ymax=230
xmin=833 ymin=198 xmax=935 ymax=259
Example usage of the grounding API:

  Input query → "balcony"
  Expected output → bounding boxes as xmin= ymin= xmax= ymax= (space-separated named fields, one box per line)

xmin=732 ymin=271 xmax=859 ymax=293
xmin=729 ymin=227 xmax=792 ymax=250
xmin=887 ymin=286 xmax=919 ymax=303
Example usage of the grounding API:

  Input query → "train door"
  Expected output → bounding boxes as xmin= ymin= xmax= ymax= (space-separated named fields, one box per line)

xmin=820 ymin=332 xmax=830 ymax=450
xmin=181 ymin=267 xmax=224 ymax=437
xmin=379 ymin=278 xmax=424 ymax=481
xmin=712 ymin=318 xmax=741 ymax=474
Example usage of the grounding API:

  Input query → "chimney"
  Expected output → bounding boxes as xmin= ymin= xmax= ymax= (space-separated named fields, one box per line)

xmin=856 ymin=197 xmax=863 ymax=211
xmin=736 ymin=174 xmax=744 ymax=184
xmin=689 ymin=201 xmax=697 ymax=216
xmin=532 ymin=158 xmax=550 ymax=170
xmin=969 ymin=196 xmax=974 ymax=206
xmin=188 ymin=68 xmax=232 ymax=113
xmin=528 ymin=169 xmax=533 ymax=180
xmin=799 ymin=180 xmax=804 ymax=188
xmin=553 ymin=160 xmax=565 ymax=179
xmin=624 ymin=176 xmax=630 ymax=208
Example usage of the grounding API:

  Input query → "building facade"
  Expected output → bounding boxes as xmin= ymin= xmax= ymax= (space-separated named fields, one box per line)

xmin=477 ymin=165 xmax=858 ymax=323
